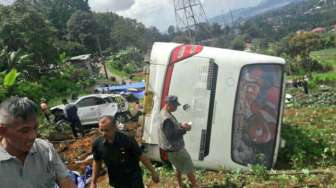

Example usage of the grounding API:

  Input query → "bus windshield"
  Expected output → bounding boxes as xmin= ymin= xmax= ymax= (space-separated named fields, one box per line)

xmin=232 ymin=64 xmax=283 ymax=168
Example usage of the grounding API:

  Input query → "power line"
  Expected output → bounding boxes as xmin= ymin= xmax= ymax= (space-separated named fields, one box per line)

xmin=173 ymin=0 xmax=209 ymax=42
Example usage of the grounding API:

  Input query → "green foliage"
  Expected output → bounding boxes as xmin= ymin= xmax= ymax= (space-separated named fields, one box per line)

xmin=310 ymin=48 xmax=336 ymax=71
xmin=289 ymin=86 xmax=336 ymax=107
xmin=107 ymin=47 xmax=144 ymax=74
xmin=287 ymin=32 xmax=322 ymax=56
xmin=54 ymin=40 xmax=87 ymax=57
xmin=278 ymin=87 xmax=336 ymax=169
xmin=278 ymin=124 xmax=325 ymax=168
xmin=310 ymin=72 xmax=336 ymax=86
xmin=251 ymin=164 xmax=270 ymax=181
xmin=3 ymin=68 xmax=19 ymax=88
xmin=280 ymin=32 xmax=335 ymax=74
xmin=67 ymin=10 xmax=98 ymax=53
xmin=26 ymin=0 xmax=90 ymax=36
xmin=231 ymin=35 xmax=246 ymax=50
xmin=110 ymin=19 xmax=146 ymax=51
xmin=0 ymin=46 xmax=32 ymax=73
xmin=0 ymin=1 xmax=164 ymax=75
xmin=42 ymin=77 xmax=78 ymax=95
xmin=240 ymin=0 xmax=336 ymax=41
xmin=38 ymin=116 xmax=73 ymax=140
xmin=0 ymin=2 xmax=58 ymax=79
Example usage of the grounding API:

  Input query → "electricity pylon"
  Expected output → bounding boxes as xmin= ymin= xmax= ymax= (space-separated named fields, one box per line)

xmin=173 ymin=0 xmax=209 ymax=42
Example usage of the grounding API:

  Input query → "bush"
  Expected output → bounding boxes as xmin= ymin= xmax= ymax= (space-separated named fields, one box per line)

xmin=277 ymin=124 xmax=327 ymax=169
xmin=42 ymin=77 xmax=79 ymax=96
xmin=15 ymin=81 xmax=44 ymax=101
xmin=311 ymin=72 xmax=336 ymax=86
xmin=310 ymin=59 xmax=333 ymax=72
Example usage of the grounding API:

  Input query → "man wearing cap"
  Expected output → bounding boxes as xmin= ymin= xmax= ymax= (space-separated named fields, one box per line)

xmin=158 ymin=95 xmax=199 ymax=188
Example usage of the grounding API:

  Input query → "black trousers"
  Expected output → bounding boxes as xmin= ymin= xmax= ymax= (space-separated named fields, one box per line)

xmin=111 ymin=177 xmax=144 ymax=188
xmin=69 ymin=119 xmax=84 ymax=138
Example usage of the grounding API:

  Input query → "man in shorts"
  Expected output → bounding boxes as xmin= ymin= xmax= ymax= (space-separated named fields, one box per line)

xmin=158 ymin=95 xmax=199 ymax=188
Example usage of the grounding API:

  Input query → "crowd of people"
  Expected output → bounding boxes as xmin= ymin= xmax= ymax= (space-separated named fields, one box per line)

xmin=0 ymin=95 xmax=199 ymax=188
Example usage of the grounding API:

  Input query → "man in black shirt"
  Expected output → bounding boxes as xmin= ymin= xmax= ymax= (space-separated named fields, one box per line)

xmin=62 ymin=99 xmax=84 ymax=138
xmin=90 ymin=115 xmax=159 ymax=188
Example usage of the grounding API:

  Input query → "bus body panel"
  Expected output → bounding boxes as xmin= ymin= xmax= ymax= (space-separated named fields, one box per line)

xmin=143 ymin=42 xmax=286 ymax=170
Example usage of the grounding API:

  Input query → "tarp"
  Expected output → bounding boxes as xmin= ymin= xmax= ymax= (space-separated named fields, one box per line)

xmin=96 ymin=82 xmax=145 ymax=93
xmin=94 ymin=82 xmax=145 ymax=99
xmin=128 ymin=90 xmax=145 ymax=99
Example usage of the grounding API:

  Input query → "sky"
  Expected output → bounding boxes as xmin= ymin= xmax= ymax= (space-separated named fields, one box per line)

xmin=0 ymin=0 xmax=262 ymax=32
xmin=89 ymin=0 xmax=262 ymax=32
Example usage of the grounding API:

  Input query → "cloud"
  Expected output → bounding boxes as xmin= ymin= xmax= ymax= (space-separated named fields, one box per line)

xmin=113 ymin=0 xmax=262 ymax=32
xmin=88 ymin=0 xmax=135 ymax=12
xmin=116 ymin=0 xmax=174 ymax=32
xmin=0 ymin=0 xmax=15 ymax=5
xmin=0 ymin=0 xmax=261 ymax=32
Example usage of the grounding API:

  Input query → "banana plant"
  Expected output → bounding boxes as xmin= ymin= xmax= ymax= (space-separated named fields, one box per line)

xmin=0 ymin=69 xmax=20 ymax=100
xmin=0 ymin=46 xmax=32 ymax=72
xmin=3 ymin=68 xmax=19 ymax=88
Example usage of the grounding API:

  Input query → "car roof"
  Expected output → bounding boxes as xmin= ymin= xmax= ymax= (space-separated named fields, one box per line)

xmin=75 ymin=94 xmax=124 ymax=101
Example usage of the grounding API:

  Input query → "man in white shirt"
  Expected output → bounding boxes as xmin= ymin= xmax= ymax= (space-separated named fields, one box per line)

xmin=0 ymin=97 xmax=76 ymax=188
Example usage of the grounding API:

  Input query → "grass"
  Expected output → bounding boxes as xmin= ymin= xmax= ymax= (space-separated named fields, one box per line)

xmin=312 ymin=71 xmax=336 ymax=83
xmin=109 ymin=67 xmax=128 ymax=78
xmin=106 ymin=61 xmax=129 ymax=79
xmin=310 ymin=48 xmax=336 ymax=70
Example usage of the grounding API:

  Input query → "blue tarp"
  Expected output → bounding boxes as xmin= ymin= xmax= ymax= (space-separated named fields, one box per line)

xmin=128 ymin=90 xmax=145 ymax=99
xmin=95 ymin=82 xmax=145 ymax=99
xmin=96 ymin=82 xmax=145 ymax=93
xmin=55 ymin=165 xmax=92 ymax=188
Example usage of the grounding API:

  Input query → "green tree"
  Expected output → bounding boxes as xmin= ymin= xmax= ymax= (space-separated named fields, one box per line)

xmin=231 ymin=35 xmax=245 ymax=50
xmin=0 ymin=46 xmax=32 ymax=74
xmin=26 ymin=0 xmax=90 ymax=37
xmin=287 ymin=32 xmax=322 ymax=71
xmin=67 ymin=10 xmax=98 ymax=53
xmin=94 ymin=12 xmax=119 ymax=53
xmin=0 ymin=2 xmax=58 ymax=79
xmin=143 ymin=26 xmax=164 ymax=50
xmin=195 ymin=22 xmax=211 ymax=42
xmin=167 ymin=25 xmax=175 ymax=36
xmin=108 ymin=47 xmax=144 ymax=74
xmin=110 ymin=18 xmax=146 ymax=51
xmin=211 ymin=23 xmax=222 ymax=36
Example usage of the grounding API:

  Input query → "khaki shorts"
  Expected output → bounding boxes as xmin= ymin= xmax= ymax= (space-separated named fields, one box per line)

xmin=168 ymin=148 xmax=194 ymax=174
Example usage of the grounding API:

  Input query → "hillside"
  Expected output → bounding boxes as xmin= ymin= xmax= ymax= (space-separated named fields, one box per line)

xmin=209 ymin=0 xmax=301 ymax=26
xmin=240 ymin=0 xmax=336 ymax=40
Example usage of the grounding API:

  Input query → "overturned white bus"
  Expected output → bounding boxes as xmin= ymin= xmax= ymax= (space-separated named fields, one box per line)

xmin=142 ymin=42 xmax=286 ymax=170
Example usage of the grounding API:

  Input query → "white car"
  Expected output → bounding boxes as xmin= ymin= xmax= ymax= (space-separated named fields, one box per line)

xmin=50 ymin=94 xmax=129 ymax=126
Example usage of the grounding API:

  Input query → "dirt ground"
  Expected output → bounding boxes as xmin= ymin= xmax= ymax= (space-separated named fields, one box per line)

xmin=52 ymin=129 xmax=163 ymax=188
xmin=52 ymin=128 xmax=336 ymax=188
xmin=52 ymin=127 xmax=187 ymax=187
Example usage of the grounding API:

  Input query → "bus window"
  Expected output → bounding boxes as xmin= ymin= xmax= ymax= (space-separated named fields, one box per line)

xmin=232 ymin=64 xmax=283 ymax=168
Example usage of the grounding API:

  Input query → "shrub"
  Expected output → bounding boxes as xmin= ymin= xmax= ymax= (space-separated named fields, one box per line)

xmin=15 ymin=81 xmax=44 ymax=101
